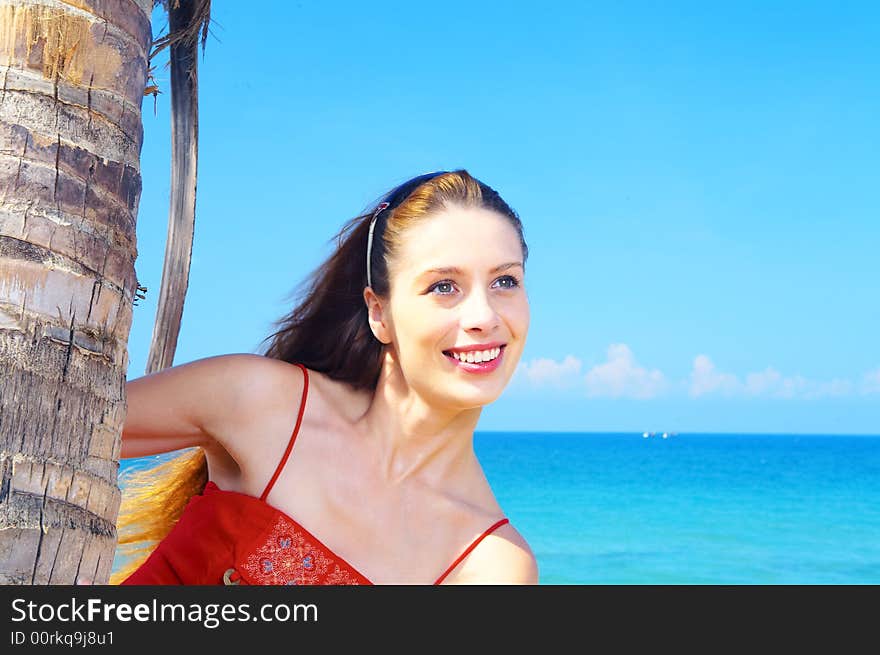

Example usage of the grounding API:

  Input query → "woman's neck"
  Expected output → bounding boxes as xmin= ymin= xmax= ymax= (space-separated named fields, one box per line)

xmin=360 ymin=362 xmax=483 ymax=488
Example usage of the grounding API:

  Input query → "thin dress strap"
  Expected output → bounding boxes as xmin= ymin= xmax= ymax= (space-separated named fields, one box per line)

xmin=433 ymin=517 xmax=510 ymax=585
xmin=259 ymin=362 xmax=309 ymax=502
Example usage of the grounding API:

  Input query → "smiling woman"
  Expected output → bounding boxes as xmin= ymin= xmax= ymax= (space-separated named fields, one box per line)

xmin=370 ymin=201 xmax=530 ymax=411
xmin=113 ymin=170 xmax=537 ymax=585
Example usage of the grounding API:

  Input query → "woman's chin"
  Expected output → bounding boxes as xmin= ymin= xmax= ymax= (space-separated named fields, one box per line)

xmin=449 ymin=382 xmax=506 ymax=408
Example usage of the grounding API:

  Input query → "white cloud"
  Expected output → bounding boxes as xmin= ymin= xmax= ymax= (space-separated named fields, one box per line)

xmin=515 ymin=348 xmax=874 ymax=402
xmin=810 ymin=378 xmax=855 ymax=398
xmin=745 ymin=368 xmax=858 ymax=399
xmin=690 ymin=355 xmax=741 ymax=397
xmin=584 ymin=344 xmax=668 ymax=399
xmin=690 ymin=361 xmax=861 ymax=400
xmin=515 ymin=355 xmax=582 ymax=388
xmin=862 ymin=368 xmax=880 ymax=395
xmin=745 ymin=367 xmax=790 ymax=397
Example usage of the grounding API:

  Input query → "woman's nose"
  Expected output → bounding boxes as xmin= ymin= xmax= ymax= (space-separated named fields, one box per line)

xmin=460 ymin=289 xmax=499 ymax=332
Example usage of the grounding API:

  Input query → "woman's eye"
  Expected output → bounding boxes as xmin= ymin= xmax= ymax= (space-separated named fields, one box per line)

xmin=428 ymin=275 xmax=521 ymax=295
xmin=430 ymin=281 xmax=455 ymax=295
xmin=495 ymin=275 xmax=521 ymax=289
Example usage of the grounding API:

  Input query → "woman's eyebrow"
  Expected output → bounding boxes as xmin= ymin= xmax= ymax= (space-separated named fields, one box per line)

xmin=419 ymin=262 xmax=523 ymax=278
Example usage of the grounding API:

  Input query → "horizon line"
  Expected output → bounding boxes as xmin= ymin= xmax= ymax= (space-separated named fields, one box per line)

xmin=475 ymin=429 xmax=880 ymax=438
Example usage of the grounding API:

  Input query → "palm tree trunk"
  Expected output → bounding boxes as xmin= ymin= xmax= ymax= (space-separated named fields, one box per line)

xmin=0 ymin=0 xmax=152 ymax=584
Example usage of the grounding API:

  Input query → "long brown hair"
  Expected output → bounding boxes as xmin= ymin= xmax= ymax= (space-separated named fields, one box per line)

xmin=111 ymin=170 xmax=528 ymax=583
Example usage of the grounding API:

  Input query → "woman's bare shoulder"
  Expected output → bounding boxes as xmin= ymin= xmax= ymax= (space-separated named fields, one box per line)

xmin=202 ymin=355 xmax=373 ymax=489
xmin=218 ymin=353 xmax=307 ymax=396
xmin=453 ymin=522 xmax=539 ymax=585
xmin=121 ymin=353 xmax=301 ymax=459
xmin=135 ymin=353 xmax=311 ymax=451
xmin=197 ymin=352 xmax=301 ymax=380
xmin=228 ymin=355 xmax=369 ymax=423
xmin=198 ymin=354 xmax=369 ymax=450
xmin=196 ymin=353 xmax=311 ymax=429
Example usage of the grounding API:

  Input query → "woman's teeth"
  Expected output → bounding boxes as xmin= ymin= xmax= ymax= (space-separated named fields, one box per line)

xmin=448 ymin=347 xmax=501 ymax=363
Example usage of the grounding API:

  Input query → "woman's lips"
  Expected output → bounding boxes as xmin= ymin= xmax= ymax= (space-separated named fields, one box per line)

xmin=443 ymin=345 xmax=505 ymax=373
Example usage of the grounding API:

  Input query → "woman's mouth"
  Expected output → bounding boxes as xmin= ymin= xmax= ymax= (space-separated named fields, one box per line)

xmin=442 ymin=345 xmax=506 ymax=373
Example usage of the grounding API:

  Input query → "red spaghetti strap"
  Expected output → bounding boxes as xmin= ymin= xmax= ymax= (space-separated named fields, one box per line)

xmin=259 ymin=362 xmax=309 ymax=502
xmin=433 ymin=517 xmax=510 ymax=585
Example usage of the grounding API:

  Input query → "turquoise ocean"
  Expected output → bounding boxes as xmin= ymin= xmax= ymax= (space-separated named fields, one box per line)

xmin=474 ymin=432 xmax=880 ymax=584
xmin=119 ymin=432 xmax=880 ymax=584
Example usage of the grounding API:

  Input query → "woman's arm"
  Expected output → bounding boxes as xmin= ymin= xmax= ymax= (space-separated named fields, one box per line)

xmin=120 ymin=353 xmax=275 ymax=459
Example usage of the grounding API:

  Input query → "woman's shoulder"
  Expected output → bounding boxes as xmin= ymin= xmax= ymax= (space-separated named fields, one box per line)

xmin=192 ymin=353 xmax=317 ymax=407
xmin=121 ymin=353 xmax=307 ymax=460
xmin=193 ymin=355 xmax=322 ymax=487
xmin=453 ymin=521 xmax=539 ymax=585
xmin=197 ymin=353 xmax=367 ymax=454
xmin=226 ymin=355 xmax=371 ymax=425
xmin=180 ymin=354 xmax=304 ymax=419
xmin=198 ymin=352 xmax=303 ymax=381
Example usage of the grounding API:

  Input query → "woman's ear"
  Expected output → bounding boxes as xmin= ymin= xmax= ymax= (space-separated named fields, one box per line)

xmin=363 ymin=287 xmax=391 ymax=345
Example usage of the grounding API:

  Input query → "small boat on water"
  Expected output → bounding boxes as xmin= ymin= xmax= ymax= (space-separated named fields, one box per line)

xmin=642 ymin=431 xmax=678 ymax=439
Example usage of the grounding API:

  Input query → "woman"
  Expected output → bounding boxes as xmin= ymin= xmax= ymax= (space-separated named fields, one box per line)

xmin=114 ymin=170 xmax=537 ymax=585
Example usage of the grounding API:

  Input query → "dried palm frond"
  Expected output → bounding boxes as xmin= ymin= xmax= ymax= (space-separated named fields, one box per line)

xmin=143 ymin=64 xmax=161 ymax=115
xmin=152 ymin=0 xmax=212 ymax=58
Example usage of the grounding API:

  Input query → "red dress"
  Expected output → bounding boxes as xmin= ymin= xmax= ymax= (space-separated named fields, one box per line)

xmin=121 ymin=362 xmax=509 ymax=585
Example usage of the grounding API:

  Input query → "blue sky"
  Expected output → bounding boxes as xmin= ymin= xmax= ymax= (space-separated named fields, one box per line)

xmin=128 ymin=1 xmax=879 ymax=435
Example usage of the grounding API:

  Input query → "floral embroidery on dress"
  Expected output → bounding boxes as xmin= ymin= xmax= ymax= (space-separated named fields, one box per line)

xmin=238 ymin=515 xmax=366 ymax=585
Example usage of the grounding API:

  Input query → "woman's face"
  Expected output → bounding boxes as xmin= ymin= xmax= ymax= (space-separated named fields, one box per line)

xmin=376 ymin=205 xmax=530 ymax=409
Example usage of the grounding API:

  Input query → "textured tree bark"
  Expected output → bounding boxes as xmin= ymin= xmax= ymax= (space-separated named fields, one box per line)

xmin=0 ymin=0 xmax=152 ymax=584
